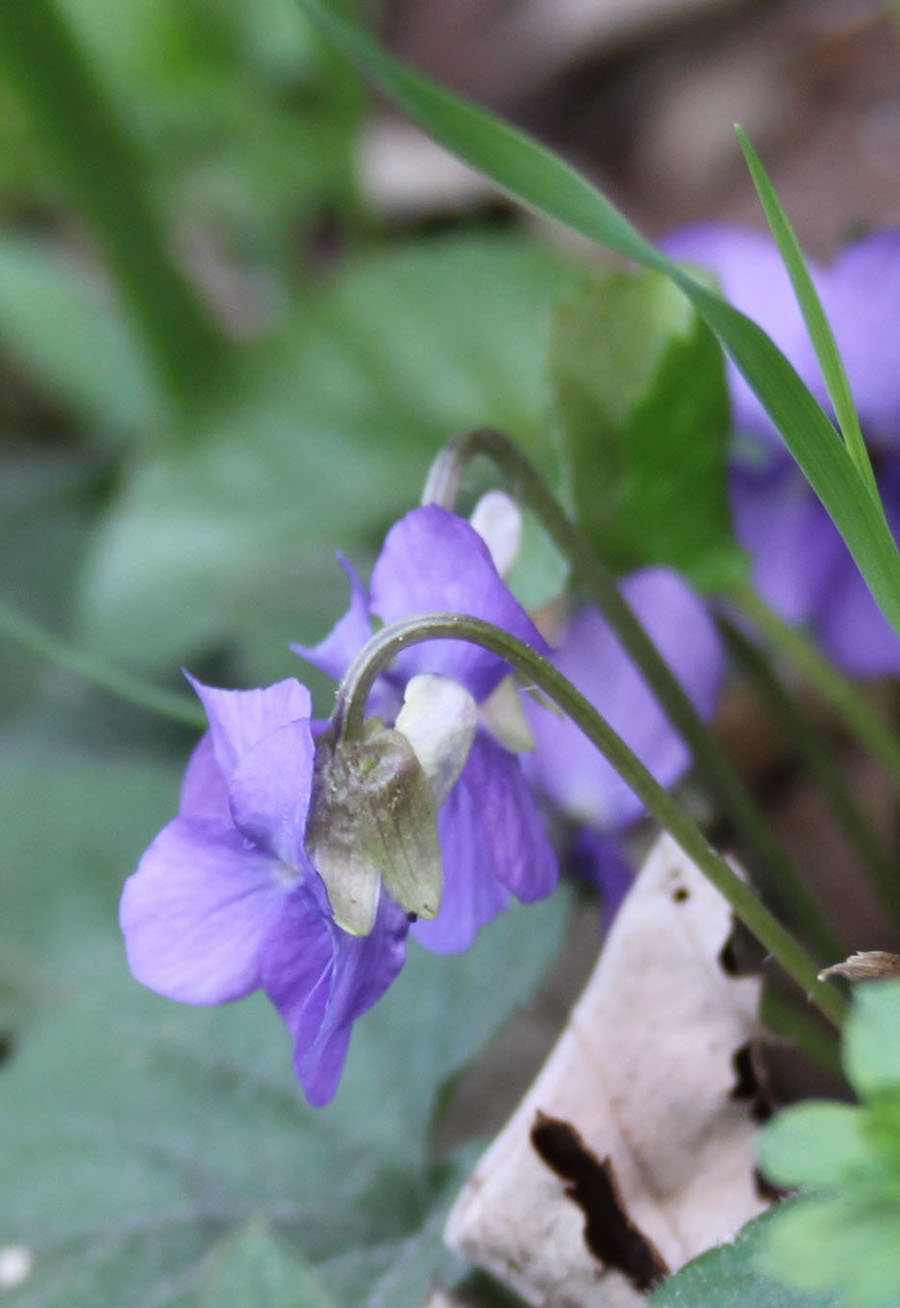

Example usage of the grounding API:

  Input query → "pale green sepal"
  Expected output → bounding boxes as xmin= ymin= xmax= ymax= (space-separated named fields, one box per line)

xmin=307 ymin=721 xmax=443 ymax=932
xmin=395 ymin=674 xmax=478 ymax=807
xmin=481 ymin=674 xmax=535 ymax=754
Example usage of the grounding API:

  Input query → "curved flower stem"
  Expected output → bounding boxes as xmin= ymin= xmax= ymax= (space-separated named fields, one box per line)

xmin=0 ymin=595 xmax=205 ymax=729
xmin=733 ymin=581 xmax=900 ymax=790
xmin=423 ymin=428 xmax=844 ymax=960
xmin=721 ymin=616 xmax=900 ymax=929
xmin=333 ymin=612 xmax=847 ymax=1028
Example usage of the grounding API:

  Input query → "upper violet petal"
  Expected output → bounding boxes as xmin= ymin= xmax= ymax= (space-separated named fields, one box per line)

xmin=413 ymin=748 xmax=511 ymax=955
xmin=292 ymin=554 xmax=373 ymax=684
xmin=369 ymin=505 xmax=548 ymax=701
xmin=262 ymin=889 xmax=409 ymax=1106
xmin=527 ymin=570 xmax=723 ymax=830
xmin=119 ymin=816 xmax=286 ymax=1005
xmin=731 ymin=462 xmax=844 ymax=628
xmin=820 ymin=230 xmax=900 ymax=452
xmin=228 ymin=718 xmax=318 ymax=870
xmin=188 ymin=675 xmax=312 ymax=779
xmin=665 ymin=224 xmax=825 ymax=442
xmin=816 ymin=460 xmax=900 ymax=677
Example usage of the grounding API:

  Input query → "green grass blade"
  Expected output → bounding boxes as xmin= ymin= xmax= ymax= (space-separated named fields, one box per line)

xmin=294 ymin=0 xmax=900 ymax=642
xmin=0 ymin=0 xmax=232 ymax=414
xmin=736 ymin=126 xmax=880 ymax=502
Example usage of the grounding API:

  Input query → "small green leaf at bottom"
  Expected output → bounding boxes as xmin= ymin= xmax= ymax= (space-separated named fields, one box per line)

xmin=201 ymin=1221 xmax=337 ymax=1308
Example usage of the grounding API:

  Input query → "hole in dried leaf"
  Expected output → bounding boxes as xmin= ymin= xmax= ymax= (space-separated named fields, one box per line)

xmin=729 ymin=1042 xmax=773 ymax=1123
xmin=530 ymin=1110 xmax=669 ymax=1292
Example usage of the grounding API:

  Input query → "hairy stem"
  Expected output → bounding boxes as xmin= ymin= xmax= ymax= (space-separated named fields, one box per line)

xmin=423 ymin=428 xmax=843 ymax=960
xmin=333 ymin=612 xmax=847 ymax=1027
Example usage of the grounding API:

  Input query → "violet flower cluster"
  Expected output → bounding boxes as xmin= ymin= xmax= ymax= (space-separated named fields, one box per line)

xmin=121 ymin=501 xmax=724 ymax=1104
xmin=667 ymin=225 xmax=900 ymax=676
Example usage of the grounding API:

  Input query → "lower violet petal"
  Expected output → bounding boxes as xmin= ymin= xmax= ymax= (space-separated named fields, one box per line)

xmin=262 ymin=889 xmax=409 ymax=1106
xmin=119 ymin=817 xmax=287 ymax=1005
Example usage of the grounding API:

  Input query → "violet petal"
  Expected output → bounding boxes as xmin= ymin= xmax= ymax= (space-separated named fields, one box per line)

xmin=119 ymin=817 xmax=286 ymax=1005
xmin=188 ymin=675 xmax=312 ymax=777
xmin=527 ymin=570 xmax=723 ymax=830
xmin=262 ymin=890 xmax=409 ymax=1106
xmin=665 ymin=224 xmax=825 ymax=442
xmin=731 ymin=463 xmax=844 ymax=627
xmin=817 ymin=461 xmax=900 ymax=676
xmin=820 ymin=230 xmax=900 ymax=452
xmin=179 ymin=732 xmax=230 ymax=822
xmin=369 ymin=505 xmax=548 ymax=701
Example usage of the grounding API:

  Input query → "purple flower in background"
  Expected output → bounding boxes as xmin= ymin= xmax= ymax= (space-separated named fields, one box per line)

xmin=297 ymin=503 xmax=559 ymax=954
xmin=120 ymin=676 xmax=409 ymax=1106
xmin=525 ymin=568 xmax=724 ymax=907
xmin=666 ymin=224 xmax=900 ymax=676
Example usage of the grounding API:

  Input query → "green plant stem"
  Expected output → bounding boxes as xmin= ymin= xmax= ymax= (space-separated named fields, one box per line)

xmin=733 ymin=581 xmax=900 ymax=790
xmin=0 ymin=596 xmax=205 ymax=729
xmin=736 ymin=127 xmax=879 ymax=501
xmin=423 ymin=428 xmax=843 ymax=960
xmin=721 ymin=616 xmax=900 ymax=931
xmin=761 ymin=988 xmax=843 ymax=1081
xmin=0 ymin=0 xmax=231 ymax=412
xmin=333 ymin=612 xmax=848 ymax=1028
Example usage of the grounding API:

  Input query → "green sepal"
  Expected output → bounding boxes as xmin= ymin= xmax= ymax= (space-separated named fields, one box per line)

xmin=306 ymin=720 xmax=443 ymax=935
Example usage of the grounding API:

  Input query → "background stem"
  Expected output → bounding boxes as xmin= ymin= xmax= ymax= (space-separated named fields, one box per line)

xmin=734 ymin=581 xmax=900 ymax=789
xmin=721 ymin=617 xmax=900 ymax=931
xmin=0 ymin=595 xmax=205 ymax=729
xmin=0 ymin=0 xmax=232 ymax=414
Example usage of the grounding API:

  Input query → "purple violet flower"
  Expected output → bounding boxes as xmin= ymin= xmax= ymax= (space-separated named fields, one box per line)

xmin=295 ymin=503 xmax=559 ymax=954
xmin=525 ymin=568 xmax=724 ymax=898
xmin=120 ymin=677 xmax=409 ymax=1106
xmin=666 ymin=224 xmax=900 ymax=676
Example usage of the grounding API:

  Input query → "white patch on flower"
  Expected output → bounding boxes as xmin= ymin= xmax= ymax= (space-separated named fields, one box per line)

xmin=470 ymin=490 xmax=522 ymax=580
xmin=395 ymin=674 xmax=478 ymax=807
xmin=0 ymin=1246 xmax=33 ymax=1291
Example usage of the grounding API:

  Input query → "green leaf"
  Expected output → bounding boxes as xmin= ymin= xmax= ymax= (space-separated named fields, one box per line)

xmin=0 ymin=728 xmax=569 ymax=1307
xmin=735 ymin=127 xmax=878 ymax=501
xmin=648 ymin=1206 xmax=838 ymax=1307
xmin=0 ymin=239 xmax=163 ymax=436
xmin=0 ymin=754 xmax=180 ymax=1025
xmin=759 ymin=1102 xmax=870 ymax=1190
xmin=550 ymin=268 xmax=745 ymax=590
xmin=294 ymin=0 xmax=900 ymax=646
xmin=844 ymin=980 xmax=900 ymax=1098
xmin=200 ymin=1221 xmax=338 ymax=1308
xmin=75 ymin=235 xmax=578 ymax=673
xmin=758 ymin=1194 xmax=900 ymax=1308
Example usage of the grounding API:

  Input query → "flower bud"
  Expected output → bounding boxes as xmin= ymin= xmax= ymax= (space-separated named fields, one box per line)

xmin=307 ymin=721 xmax=443 ymax=935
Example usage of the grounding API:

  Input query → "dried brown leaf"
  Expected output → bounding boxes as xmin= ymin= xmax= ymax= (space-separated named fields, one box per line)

xmin=445 ymin=833 xmax=766 ymax=1307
